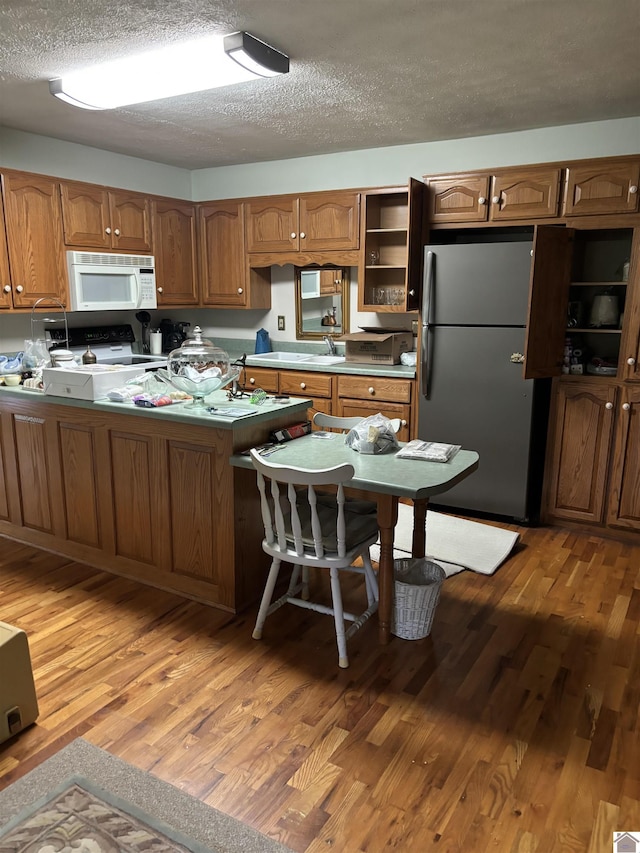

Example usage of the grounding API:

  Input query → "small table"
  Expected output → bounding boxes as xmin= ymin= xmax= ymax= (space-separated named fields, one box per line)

xmin=230 ymin=435 xmax=479 ymax=644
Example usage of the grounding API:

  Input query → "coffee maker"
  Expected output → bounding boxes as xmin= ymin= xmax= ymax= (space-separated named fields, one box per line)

xmin=159 ymin=320 xmax=190 ymax=353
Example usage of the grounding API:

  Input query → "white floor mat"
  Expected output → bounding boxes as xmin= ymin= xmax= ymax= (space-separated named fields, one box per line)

xmin=370 ymin=503 xmax=520 ymax=577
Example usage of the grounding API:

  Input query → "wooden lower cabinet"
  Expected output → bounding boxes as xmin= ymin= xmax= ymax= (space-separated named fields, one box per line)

xmin=337 ymin=375 xmax=413 ymax=442
xmin=544 ymin=379 xmax=640 ymax=532
xmin=0 ymin=396 xmax=301 ymax=611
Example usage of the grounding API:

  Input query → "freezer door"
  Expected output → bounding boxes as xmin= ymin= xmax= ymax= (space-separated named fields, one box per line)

xmin=418 ymin=326 xmax=536 ymax=519
xmin=422 ymin=240 xmax=533 ymax=326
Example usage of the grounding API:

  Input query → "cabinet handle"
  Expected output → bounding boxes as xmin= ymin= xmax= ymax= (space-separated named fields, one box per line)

xmin=478 ymin=196 xmax=487 ymax=205
xmin=605 ymin=402 xmax=614 ymax=410
xmin=300 ymin=231 xmax=306 ymax=239
xmin=237 ymin=288 xmax=243 ymax=294
xmin=300 ymin=382 xmax=306 ymax=389
xmin=290 ymin=232 xmax=297 ymax=239
xmin=114 ymin=228 xmax=120 ymax=236
xmin=105 ymin=227 xmax=111 ymax=235
xmin=2 ymin=285 xmax=10 ymax=293
xmin=157 ymin=286 xmax=163 ymax=293
xmin=15 ymin=285 xmax=23 ymax=293
xmin=368 ymin=387 xmax=375 ymax=395
xmin=630 ymin=185 xmax=638 ymax=194
xmin=622 ymin=403 xmax=631 ymax=411
xmin=492 ymin=196 xmax=500 ymax=204
xmin=627 ymin=357 xmax=636 ymax=366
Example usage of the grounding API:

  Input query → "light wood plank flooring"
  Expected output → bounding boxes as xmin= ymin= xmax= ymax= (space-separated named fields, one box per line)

xmin=1 ymin=522 xmax=639 ymax=852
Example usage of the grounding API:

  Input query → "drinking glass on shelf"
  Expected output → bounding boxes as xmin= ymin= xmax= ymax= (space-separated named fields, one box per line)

xmin=367 ymin=248 xmax=380 ymax=266
xmin=393 ymin=288 xmax=404 ymax=305
xmin=376 ymin=288 xmax=387 ymax=305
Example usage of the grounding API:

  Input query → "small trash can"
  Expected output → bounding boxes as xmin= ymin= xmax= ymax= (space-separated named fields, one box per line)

xmin=391 ymin=558 xmax=446 ymax=640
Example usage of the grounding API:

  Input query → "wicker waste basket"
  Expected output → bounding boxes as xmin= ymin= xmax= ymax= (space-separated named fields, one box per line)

xmin=391 ymin=558 xmax=446 ymax=640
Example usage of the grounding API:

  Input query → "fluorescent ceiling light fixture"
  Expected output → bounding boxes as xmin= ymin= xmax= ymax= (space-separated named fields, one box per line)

xmin=49 ymin=31 xmax=289 ymax=110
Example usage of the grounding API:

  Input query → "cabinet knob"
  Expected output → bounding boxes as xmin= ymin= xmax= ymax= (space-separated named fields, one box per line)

xmin=249 ymin=377 xmax=256 ymax=385
xmin=622 ymin=403 xmax=631 ymax=411
xmin=290 ymin=232 xmax=297 ymax=239
xmin=2 ymin=284 xmax=10 ymax=293
xmin=15 ymin=285 xmax=23 ymax=293
xmin=157 ymin=286 xmax=163 ymax=293
xmin=114 ymin=228 xmax=120 ymax=236
xmin=300 ymin=382 xmax=306 ymax=389
xmin=492 ymin=196 xmax=500 ymax=204
xmin=408 ymin=289 xmax=415 ymax=297
xmin=627 ymin=357 xmax=636 ymax=366
xmin=105 ymin=227 xmax=111 ymax=235
xmin=478 ymin=196 xmax=487 ymax=205
xmin=300 ymin=231 xmax=306 ymax=239
xmin=630 ymin=185 xmax=638 ymax=194
xmin=401 ymin=419 xmax=407 ymax=426
xmin=368 ymin=387 xmax=375 ymax=395
xmin=605 ymin=401 xmax=614 ymax=410
xmin=237 ymin=288 xmax=243 ymax=294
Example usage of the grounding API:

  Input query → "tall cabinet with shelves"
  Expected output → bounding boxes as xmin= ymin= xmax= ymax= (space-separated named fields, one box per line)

xmin=358 ymin=179 xmax=425 ymax=312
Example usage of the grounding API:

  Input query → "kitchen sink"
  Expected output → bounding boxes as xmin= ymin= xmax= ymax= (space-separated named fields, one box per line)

xmin=300 ymin=355 xmax=346 ymax=365
xmin=245 ymin=351 xmax=313 ymax=364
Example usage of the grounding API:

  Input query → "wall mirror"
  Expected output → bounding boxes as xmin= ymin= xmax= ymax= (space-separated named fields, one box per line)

xmin=295 ymin=266 xmax=350 ymax=340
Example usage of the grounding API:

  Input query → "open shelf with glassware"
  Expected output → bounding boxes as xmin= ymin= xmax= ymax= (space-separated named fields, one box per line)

xmin=564 ymin=228 xmax=632 ymax=378
xmin=358 ymin=180 xmax=425 ymax=312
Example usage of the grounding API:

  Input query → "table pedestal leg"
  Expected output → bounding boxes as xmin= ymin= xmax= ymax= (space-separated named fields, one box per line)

xmin=377 ymin=494 xmax=398 ymax=644
xmin=412 ymin=498 xmax=429 ymax=558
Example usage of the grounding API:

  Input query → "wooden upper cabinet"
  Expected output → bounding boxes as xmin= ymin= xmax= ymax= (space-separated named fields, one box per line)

xmin=60 ymin=180 xmax=152 ymax=252
xmin=199 ymin=200 xmax=270 ymax=309
xmin=426 ymin=174 xmax=491 ymax=223
xmin=1 ymin=171 xmax=67 ymax=308
xmin=490 ymin=168 xmax=561 ymax=220
xmin=151 ymin=198 xmax=198 ymax=306
xmin=426 ymin=167 xmax=561 ymax=223
xmin=523 ymin=226 xmax=574 ymax=379
xmin=563 ymin=160 xmax=640 ymax=216
xmin=246 ymin=191 xmax=360 ymax=253
xmin=0 ymin=195 xmax=12 ymax=309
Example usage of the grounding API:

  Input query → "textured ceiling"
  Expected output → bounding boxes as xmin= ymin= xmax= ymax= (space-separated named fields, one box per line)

xmin=0 ymin=0 xmax=639 ymax=170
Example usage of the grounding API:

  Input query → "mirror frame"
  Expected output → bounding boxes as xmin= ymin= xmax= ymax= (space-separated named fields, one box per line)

xmin=294 ymin=266 xmax=350 ymax=340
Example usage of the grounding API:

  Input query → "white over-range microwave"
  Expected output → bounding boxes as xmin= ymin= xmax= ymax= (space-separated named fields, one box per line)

xmin=67 ymin=251 xmax=157 ymax=311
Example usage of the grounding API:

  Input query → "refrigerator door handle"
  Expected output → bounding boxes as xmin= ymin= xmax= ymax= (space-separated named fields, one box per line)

xmin=421 ymin=324 xmax=432 ymax=399
xmin=421 ymin=250 xmax=435 ymax=399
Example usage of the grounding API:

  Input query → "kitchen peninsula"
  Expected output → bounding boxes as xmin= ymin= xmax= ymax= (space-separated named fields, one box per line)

xmin=0 ymin=386 xmax=312 ymax=612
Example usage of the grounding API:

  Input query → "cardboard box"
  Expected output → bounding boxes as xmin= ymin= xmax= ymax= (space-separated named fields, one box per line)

xmin=43 ymin=364 xmax=145 ymax=401
xmin=339 ymin=332 xmax=413 ymax=364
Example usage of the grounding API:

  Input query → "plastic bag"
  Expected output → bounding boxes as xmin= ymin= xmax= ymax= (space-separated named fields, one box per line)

xmin=344 ymin=413 xmax=400 ymax=455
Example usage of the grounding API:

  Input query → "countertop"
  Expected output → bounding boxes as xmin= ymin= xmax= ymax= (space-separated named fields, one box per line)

xmin=0 ymin=385 xmax=312 ymax=429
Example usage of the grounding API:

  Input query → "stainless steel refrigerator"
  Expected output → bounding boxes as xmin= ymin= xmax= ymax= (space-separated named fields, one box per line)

xmin=418 ymin=238 xmax=550 ymax=523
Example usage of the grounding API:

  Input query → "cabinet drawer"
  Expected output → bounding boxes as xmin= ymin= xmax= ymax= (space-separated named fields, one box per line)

xmin=338 ymin=375 xmax=412 ymax=404
xmin=279 ymin=371 xmax=333 ymax=398
xmin=244 ymin=366 xmax=278 ymax=393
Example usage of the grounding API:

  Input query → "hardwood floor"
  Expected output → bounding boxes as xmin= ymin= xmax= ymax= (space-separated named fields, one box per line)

xmin=1 ymin=522 xmax=639 ymax=852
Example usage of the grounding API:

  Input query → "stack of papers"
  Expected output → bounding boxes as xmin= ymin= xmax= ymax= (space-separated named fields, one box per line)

xmin=396 ymin=440 xmax=461 ymax=463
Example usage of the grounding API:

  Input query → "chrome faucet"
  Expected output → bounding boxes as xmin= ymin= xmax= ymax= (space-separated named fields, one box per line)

xmin=323 ymin=334 xmax=336 ymax=355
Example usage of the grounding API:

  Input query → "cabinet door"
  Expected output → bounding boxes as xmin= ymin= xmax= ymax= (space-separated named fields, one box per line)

xmin=564 ymin=161 xmax=640 ymax=216
xmin=523 ymin=226 xmax=574 ymax=379
xmin=109 ymin=191 xmax=153 ymax=252
xmin=2 ymin=172 xmax=68 ymax=308
xmin=245 ymin=196 xmax=298 ymax=253
xmin=0 ymin=196 xmax=12 ymax=309
xmin=545 ymin=380 xmax=616 ymax=523
xmin=152 ymin=199 xmax=198 ymax=306
xmin=199 ymin=201 xmax=248 ymax=307
xmin=620 ymin=230 xmax=640 ymax=381
xmin=59 ymin=420 xmax=102 ymax=548
xmin=60 ymin=181 xmax=112 ymax=248
xmin=426 ymin=175 xmax=490 ymax=223
xmin=299 ymin=192 xmax=360 ymax=251
xmin=490 ymin=168 xmax=561 ymax=221
xmin=0 ymin=414 xmax=10 ymax=522
xmin=607 ymin=386 xmax=640 ymax=530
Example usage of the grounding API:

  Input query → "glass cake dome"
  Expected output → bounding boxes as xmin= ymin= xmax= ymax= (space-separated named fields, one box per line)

xmin=166 ymin=326 xmax=239 ymax=408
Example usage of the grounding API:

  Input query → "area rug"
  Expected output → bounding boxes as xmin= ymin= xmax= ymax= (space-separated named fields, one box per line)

xmin=0 ymin=738 xmax=292 ymax=853
xmin=370 ymin=504 xmax=520 ymax=577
